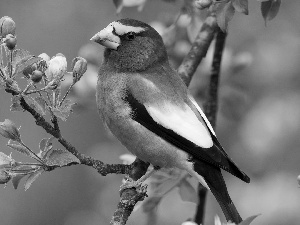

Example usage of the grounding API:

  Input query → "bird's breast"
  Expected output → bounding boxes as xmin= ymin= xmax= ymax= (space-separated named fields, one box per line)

xmin=96 ymin=71 xmax=131 ymax=125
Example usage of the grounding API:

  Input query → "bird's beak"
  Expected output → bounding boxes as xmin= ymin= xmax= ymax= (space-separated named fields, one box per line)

xmin=90 ymin=24 xmax=120 ymax=50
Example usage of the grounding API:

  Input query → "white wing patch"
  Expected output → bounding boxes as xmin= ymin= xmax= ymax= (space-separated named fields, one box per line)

xmin=188 ymin=95 xmax=216 ymax=136
xmin=146 ymin=102 xmax=213 ymax=148
xmin=112 ymin=22 xmax=146 ymax=36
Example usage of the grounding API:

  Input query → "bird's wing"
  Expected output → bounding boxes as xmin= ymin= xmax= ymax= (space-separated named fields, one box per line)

xmin=124 ymin=88 xmax=250 ymax=182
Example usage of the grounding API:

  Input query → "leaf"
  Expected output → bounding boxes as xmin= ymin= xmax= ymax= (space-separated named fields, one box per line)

xmin=142 ymin=195 xmax=162 ymax=212
xmin=13 ymin=55 xmax=42 ymax=78
xmin=216 ymin=2 xmax=235 ymax=32
xmin=38 ymin=137 xmax=54 ymax=158
xmin=10 ymin=95 xmax=23 ymax=112
xmin=261 ymin=0 xmax=281 ymax=24
xmin=12 ymin=49 xmax=31 ymax=68
xmin=39 ymin=138 xmax=48 ymax=152
xmin=46 ymin=149 xmax=80 ymax=167
xmin=0 ymin=152 xmax=13 ymax=168
xmin=7 ymin=142 xmax=33 ymax=158
xmin=10 ymin=102 xmax=23 ymax=112
xmin=178 ymin=178 xmax=198 ymax=204
xmin=12 ymin=173 xmax=27 ymax=189
xmin=232 ymin=0 xmax=248 ymax=15
xmin=52 ymin=99 xmax=75 ymax=121
xmin=238 ymin=214 xmax=260 ymax=225
xmin=0 ymin=119 xmax=21 ymax=142
xmin=24 ymin=168 xmax=43 ymax=191
xmin=30 ymin=96 xmax=47 ymax=115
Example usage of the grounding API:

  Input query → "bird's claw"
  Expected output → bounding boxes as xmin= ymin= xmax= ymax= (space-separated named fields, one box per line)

xmin=120 ymin=176 xmax=148 ymax=194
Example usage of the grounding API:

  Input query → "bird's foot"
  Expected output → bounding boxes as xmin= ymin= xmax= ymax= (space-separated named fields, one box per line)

xmin=120 ymin=175 xmax=148 ymax=194
xmin=119 ymin=167 xmax=158 ymax=194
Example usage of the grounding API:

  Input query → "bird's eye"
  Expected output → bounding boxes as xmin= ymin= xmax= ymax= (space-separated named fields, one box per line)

xmin=126 ymin=32 xmax=135 ymax=40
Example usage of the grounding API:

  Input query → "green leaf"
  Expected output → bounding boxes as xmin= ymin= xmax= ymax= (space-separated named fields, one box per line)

xmin=142 ymin=195 xmax=162 ymax=212
xmin=216 ymin=1 xmax=235 ymax=32
xmin=178 ymin=178 xmax=198 ymax=204
xmin=30 ymin=96 xmax=47 ymax=115
xmin=238 ymin=214 xmax=260 ymax=225
xmin=46 ymin=149 xmax=80 ymax=167
xmin=52 ymin=99 xmax=75 ymax=121
xmin=232 ymin=0 xmax=248 ymax=15
xmin=12 ymin=173 xmax=27 ymax=189
xmin=7 ymin=142 xmax=33 ymax=158
xmin=261 ymin=0 xmax=281 ymax=24
xmin=24 ymin=168 xmax=43 ymax=191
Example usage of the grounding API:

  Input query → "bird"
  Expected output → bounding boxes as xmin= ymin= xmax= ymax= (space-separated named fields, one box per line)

xmin=91 ymin=18 xmax=250 ymax=223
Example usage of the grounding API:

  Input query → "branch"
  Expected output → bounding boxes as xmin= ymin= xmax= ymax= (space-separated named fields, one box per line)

xmin=177 ymin=14 xmax=218 ymax=86
xmin=194 ymin=29 xmax=227 ymax=225
xmin=204 ymin=29 xmax=227 ymax=128
xmin=18 ymin=95 xmax=132 ymax=175
xmin=194 ymin=185 xmax=208 ymax=224
xmin=110 ymin=187 xmax=147 ymax=225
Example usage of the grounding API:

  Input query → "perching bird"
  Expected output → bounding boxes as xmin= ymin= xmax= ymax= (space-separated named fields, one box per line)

xmin=91 ymin=18 xmax=250 ymax=223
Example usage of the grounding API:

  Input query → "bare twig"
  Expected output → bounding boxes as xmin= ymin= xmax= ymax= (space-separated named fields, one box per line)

xmin=177 ymin=14 xmax=218 ymax=86
xmin=59 ymin=83 xmax=74 ymax=107
xmin=194 ymin=186 xmax=208 ymax=224
xmin=204 ymin=29 xmax=227 ymax=128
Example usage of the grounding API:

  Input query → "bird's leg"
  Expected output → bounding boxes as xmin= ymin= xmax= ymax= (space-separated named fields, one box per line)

xmin=120 ymin=166 xmax=160 ymax=193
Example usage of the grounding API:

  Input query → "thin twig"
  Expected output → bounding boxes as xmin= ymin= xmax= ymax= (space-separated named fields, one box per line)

xmin=25 ymin=88 xmax=47 ymax=95
xmin=177 ymin=14 xmax=218 ymax=86
xmin=194 ymin=186 xmax=208 ymax=224
xmin=59 ymin=83 xmax=74 ymax=107
xmin=19 ymin=140 xmax=44 ymax=165
xmin=9 ymin=50 xmax=13 ymax=77
xmin=204 ymin=29 xmax=227 ymax=128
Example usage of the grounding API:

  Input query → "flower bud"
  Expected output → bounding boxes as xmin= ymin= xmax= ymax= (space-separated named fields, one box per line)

xmin=5 ymin=34 xmax=17 ymax=50
xmin=0 ymin=170 xmax=11 ymax=184
xmin=0 ymin=16 xmax=16 ymax=37
xmin=45 ymin=53 xmax=67 ymax=82
xmin=38 ymin=53 xmax=50 ymax=63
xmin=0 ymin=119 xmax=21 ymax=142
xmin=23 ymin=64 xmax=36 ymax=79
xmin=30 ymin=70 xmax=43 ymax=83
xmin=71 ymin=57 xmax=87 ymax=84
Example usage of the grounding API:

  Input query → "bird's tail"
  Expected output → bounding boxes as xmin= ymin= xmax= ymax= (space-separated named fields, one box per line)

xmin=193 ymin=161 xmax=243 ymax=223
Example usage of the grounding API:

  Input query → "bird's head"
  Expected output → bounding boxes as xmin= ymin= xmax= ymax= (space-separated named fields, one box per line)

xmin=91 ymin=18 xmax=168 ymax=72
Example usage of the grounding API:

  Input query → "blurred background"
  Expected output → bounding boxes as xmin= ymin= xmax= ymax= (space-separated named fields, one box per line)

xmin=0 ymin=0 xmax=300 ymax=225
